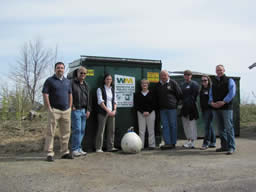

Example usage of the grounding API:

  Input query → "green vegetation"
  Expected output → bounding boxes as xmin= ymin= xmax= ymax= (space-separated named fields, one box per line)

xmin=240 ymin=104 xmax=256 ymax=127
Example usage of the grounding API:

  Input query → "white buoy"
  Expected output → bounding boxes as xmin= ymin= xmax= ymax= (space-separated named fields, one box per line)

xmin=121 ymin=127 xmax=142 ymax=154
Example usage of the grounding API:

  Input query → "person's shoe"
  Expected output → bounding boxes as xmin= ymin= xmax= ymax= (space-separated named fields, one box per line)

xmin=160 ymin=144 xmax=173 ymax=150
xmin=107 ymin=147 xmax=118 ymax=152
xmin=216 ymin=148 xmax=228 ymax=152
xmin=61 ymin=153 xmax=74 ymax=159
xmin=226 ymin=149 xmax=235 ymax=155
xmin=209 ymin=143 xmax=216 ymax=148
xmin=147 ymin=147 xmax=156 ymax=150
xmin=79 ymin=149 xmax=87 ymax=156
xmin=200 ymin=145 xmax=208 ymax=150
xmin=46 ymin=156 xmax=54 ymax=162
xmin=72 ymin=150 xmax=81 ymax=157
xmin=183 ymin=141 xmax=193 ymax=149
xmin=96 ymin=149 xmax=104 ymax=153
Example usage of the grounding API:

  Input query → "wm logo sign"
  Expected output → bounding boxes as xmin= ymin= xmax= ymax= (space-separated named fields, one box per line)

xmin=116 ymin=77 xmax=133 ymax=84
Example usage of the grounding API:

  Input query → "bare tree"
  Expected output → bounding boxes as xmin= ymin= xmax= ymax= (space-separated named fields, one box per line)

xmin=11 ymin=38 xmax=58 ymax=105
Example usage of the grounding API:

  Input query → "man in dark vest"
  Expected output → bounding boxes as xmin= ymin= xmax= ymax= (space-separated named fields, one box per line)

xmin=209 ymin=64 xmax=236 ymax=155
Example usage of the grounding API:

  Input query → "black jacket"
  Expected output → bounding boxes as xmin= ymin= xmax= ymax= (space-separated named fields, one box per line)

xmin=200 ymin=86 xmax=212 ymax=112
xmin=154 ymin=79 xmax=183 ymax=110
xmin=180 ymin=80 xmax=199 ymax=120
xmin=71 ymin=77 xmax=91 ymax=112
xmin=212 ymin=75 xmax=233 ymax=110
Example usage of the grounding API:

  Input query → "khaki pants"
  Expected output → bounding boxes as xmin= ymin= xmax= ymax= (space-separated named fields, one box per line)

xmin=44 ymin=108 xmax=71 ymax=156
xmin=182 ymin=116 xmax=197 ymax=141
xmin=137 ymin=111 xmax=156 ymax=148
xmin=95 ymin=113 xmax=115 ymax=150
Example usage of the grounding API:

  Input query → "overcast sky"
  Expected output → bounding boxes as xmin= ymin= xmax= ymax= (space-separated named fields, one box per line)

xmin=0 ymin=0 xmax=255 ymax=103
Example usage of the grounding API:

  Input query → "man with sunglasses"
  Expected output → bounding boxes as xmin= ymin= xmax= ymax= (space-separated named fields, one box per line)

xmin=71 ymin=66 xmax=91 ymax=157
xmin=209 ymin=64 xmax=236 ymax=155
xmin=42 ymin=62 xmax=73 ymax=162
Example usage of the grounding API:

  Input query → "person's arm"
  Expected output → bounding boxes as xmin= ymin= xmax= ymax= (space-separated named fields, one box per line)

xmin=43 ymin=93 xmax=52 ymax=111
xmin=174 ymin=81 xmax=183 ymax=104
xmin=68 ymin=93 xmax=72 ymax=109
xmin=215 ymin=78 xmax=236 ymax=108
xmin=223 ymin=78 xmax=236 ymax=103
xmin=97 ymin=88 xmax=113 ymax=115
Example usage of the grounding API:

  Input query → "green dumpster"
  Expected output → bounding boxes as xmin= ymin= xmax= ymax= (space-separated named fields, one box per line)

xmin=170 ymin=71 xmax=240 ymax=139
xmin=68 ymin=55 xmax=162 ymax=151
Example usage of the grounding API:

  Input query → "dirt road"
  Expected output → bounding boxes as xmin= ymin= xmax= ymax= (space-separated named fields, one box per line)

xmin=0 ymin=128 xmax=256 ymax=192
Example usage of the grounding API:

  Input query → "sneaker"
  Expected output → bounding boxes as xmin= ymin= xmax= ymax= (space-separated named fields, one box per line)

xmin=183 ymin=141 xmax=191 ymax=148
xmin=61 ymin=153 xmax=74 ymax=159
xmin=72 ymin=150 xmax=81 ymax=157
xmin=79 ymin=149 xmax=87 ymax=156
xmin=96 ymin=149 xmax=104 ymax=153
xmin=216 ymin=148 xmax=228 ymax=152
xmin=200 ymin=145 xmax=208 ymax=150
xmin=46 ymin=156 xmax=54 ymax=162
xmin=209 ymin=143 xmax=216 ymax=148
xmin=191 ymin=141 xmax=195 ymax=148
xmin=226 ymin=149 xmax=235 ymax=155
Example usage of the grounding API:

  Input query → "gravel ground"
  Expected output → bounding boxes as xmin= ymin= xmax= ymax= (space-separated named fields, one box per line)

xmin=1 ymin=129 xmax=256 ymax=192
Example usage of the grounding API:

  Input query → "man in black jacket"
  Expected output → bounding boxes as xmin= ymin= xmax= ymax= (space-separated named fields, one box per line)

xmin=155 ymin=70 xmax=183 ymax=149
xmin=71 ymin=66 xmax=91 ymax=157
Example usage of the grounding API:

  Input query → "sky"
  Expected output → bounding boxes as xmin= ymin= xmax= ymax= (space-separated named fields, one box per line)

xmin=0 ymin=0 xmax=256 ymax=103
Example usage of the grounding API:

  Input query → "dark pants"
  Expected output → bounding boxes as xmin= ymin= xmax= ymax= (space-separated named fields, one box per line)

xmin=202 ymin=109 xmax=216 ymax=146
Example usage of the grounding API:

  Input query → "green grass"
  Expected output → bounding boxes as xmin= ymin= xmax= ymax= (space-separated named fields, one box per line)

xmin=240 ymin=104 xmax=256 ymax=127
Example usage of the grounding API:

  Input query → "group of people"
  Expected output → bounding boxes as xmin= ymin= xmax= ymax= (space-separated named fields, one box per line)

xmin=134 ymin=65 xmax=236 ymax=155
xmin=42 ymin=62 xmax=236 ymax=162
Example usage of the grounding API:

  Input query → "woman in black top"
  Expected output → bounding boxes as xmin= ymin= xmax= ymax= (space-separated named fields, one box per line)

xmin=134 ymin=79 xmax=156 ymax=149
xmin=200 ymin=75 xmax=216 ymax=150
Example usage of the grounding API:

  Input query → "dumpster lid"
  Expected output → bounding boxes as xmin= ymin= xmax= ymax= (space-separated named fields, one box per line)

xmin=169 ymin=71 xmax=212 ymax=76
xmin=169 ymin=71 xmax=240 ymax=79
xmin=80 ymin=55 xmax=162 ymax=65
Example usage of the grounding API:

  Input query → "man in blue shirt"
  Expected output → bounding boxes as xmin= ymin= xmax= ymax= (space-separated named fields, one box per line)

xmin=209 ymin=64 xmax=236 ymax=155
xmin=42 ymin=62 xmax=73 ymax=161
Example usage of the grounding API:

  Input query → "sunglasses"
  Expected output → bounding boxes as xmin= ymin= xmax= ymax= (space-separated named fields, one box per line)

xmin=80 ymin=72 xmax=87 ymax=75
xmin=202 ymin=79 xmax=208 ymax=82
xmin=184 ymin=74 xmax=191 ymax=76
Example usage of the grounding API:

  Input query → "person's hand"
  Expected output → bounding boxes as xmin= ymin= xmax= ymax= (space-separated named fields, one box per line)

xmin=86 ymin=111 xmax=90 ymax=119
xmin=216 ymin=101 xmax=225 ymax=108
xmin=72 ymin=106 xmax=76 ymax=111
xmin=143 ymin=112 xmax=150 ymax=117
xmin=211 ymin=102 xmax=218 ymax=108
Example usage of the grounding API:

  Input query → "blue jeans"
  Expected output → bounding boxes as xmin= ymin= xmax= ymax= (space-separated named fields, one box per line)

xmin=160 ymin=109 xmax=177 ymax=145
xmin=202 ymin=109 xmax=216 ymax=146
xmin=213 ymin=110 xmax=236 ymax=150
xmin=71 ymin=109 xmax=86 ymax=152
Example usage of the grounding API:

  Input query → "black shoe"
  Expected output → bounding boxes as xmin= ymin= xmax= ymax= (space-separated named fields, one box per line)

xmin=147 ymin=147 xmax=156 ymax=150
xmin=46 ymin=156 xmax=54 ymax=162
xmin=216 ymin=148 xmax=228 ymax=152
xmin=61 ymin=153 xmax=74 ymax=159
xmin=160 ymin=145 xmax=173 ymax=150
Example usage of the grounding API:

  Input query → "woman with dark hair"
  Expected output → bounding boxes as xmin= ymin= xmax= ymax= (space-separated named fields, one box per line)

xmin=95 ymin=74 xmax=118 ymax=152
xmin=200 ymin=75 xmax=216 ymax=150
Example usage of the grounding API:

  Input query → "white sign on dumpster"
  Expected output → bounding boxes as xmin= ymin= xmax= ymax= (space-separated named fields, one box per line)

xmin=114 ymin=74 xmax=135 ymax=107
